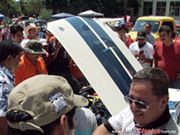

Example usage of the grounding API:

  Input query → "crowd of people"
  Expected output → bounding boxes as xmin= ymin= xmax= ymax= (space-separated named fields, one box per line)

xmin=0 ymin=15 xmax=179 ymax=135
xmin=114 ymin=20 xmax=180 ymax=89
xmin=0 ymin=16 xmax=97 ymax=135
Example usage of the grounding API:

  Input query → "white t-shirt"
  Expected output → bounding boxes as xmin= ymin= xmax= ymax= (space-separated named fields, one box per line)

xmin=108 ymin=107 xmax=180 ymax=135
xmin=108 ymin=107 xmax=135 ymax=134
xmin=129 ymin=41 xmax=154 ymax=68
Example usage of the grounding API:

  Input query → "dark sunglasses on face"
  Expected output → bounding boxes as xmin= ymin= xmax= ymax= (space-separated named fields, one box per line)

xmin=124 ymin=95 xmax=150 ymax=112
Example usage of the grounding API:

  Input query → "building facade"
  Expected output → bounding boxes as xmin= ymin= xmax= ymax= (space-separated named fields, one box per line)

xmin=140 ymin=0 xmax=180 ymax=19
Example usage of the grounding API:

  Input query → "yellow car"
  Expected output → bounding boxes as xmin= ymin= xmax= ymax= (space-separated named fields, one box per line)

xmin=128 ymin=16 xmax=176 ymax=41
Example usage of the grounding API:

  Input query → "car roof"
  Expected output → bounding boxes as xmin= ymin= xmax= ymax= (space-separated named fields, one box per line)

xmin=137 ymin=16 xmax=175 ymax=21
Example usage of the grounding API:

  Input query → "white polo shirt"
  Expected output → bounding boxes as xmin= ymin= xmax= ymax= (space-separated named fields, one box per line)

xmin=108 ymin=107 xmax=135 ymax=134
xmin=129 ymin=41 xmax=154 ymax=68
xmin=107 ymin=107 xmax=180 ymax=135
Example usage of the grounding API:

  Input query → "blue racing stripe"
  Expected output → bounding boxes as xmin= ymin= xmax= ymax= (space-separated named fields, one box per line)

xmin=82 ymin=17 xmax=136 ymax=77
xmin=66 ymin=16 xmax=130 ymax=95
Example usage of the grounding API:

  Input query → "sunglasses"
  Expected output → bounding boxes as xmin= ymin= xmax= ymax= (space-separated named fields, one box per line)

xmin=124 ymin=95 xmax=150 ymax=112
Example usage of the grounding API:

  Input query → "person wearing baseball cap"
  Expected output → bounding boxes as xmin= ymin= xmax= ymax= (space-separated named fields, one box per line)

xmin=14 ymin=40 xmax=48 ymax=85
xmin=6 ymin=74 xmax=88 ymax=135
xmin=136 ymin=31 xmax=146 ymax=40
xmin=129 ymin=31 xmax=154 ymax=68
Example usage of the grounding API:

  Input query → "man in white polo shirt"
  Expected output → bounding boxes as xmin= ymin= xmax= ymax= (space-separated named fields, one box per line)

xmin=129 ymin=31 xmax=154 ymax=68
xmin=93 ymin=68 xmax=180 ymax=135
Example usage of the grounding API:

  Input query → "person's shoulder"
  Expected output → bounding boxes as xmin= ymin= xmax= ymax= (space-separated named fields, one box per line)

xmin=74 ymin=107 xmax=97 ymax=134
xmin=0 ymin=71 xmax=6 ymax=83
xmin=76 ymin=107 xmax=96 ymax=119
xmin=146 ymin=42 xmax=154 ymax=50
xmin=163 ymin=116 xmax=180 ymax=135
xmin=110 ymin=106 xmax=132 ymax=121
xmin=146 ymin=41 xmax=153 ymax=46
xmin=129 ymin=41 xmax=138 ymax=48
xmin=37 ymin=57 xmax=46 ymax=65
xmin=155 ymin=40 xmax=163 ymax=48
xmin=108 ymin=107 xmax=134 ymax=132
xmin=173 ymin=39 xmax=180 ymax=46
xmin=0 ymin=67 xmax=12 ymax=83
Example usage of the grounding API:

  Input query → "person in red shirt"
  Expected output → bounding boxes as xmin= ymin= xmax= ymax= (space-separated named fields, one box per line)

xmin=154 ymin=25 xmax=180 ymax=88
xmin=15 ymin=40 xmax=48 ymax=85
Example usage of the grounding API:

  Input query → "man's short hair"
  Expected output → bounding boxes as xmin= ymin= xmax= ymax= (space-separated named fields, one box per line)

xmin=132 ymin=67 xmax=169 ymax=98
xmin=0 ymin=40 xmax=23 ymax=63
xmin=10 ymin=24 xmax=24 ymax=35
xmin=145 ymin=23 xmax=152 ymax=28
xmin=7 ymin=107 xmax=76 ymax=135
xmin=159 ymin=25 xmax=171 ymax=33
xmin=6 ymin=75 xmax=88 ymax=133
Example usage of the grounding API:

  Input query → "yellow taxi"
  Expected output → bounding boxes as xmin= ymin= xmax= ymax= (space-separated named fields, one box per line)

xmin=128 ymin=16 xmax=176 ymax=41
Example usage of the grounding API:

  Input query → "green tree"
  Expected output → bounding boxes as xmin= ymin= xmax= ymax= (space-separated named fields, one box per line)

xmin=44 ymin=0 xmax=69 ymax=13
xmin=0 ymin=0 xmax=21 ymax=17
xmin=39 ymin=8 xmax=53 ymax=20
xmin=0 ymin=0 xmax=142 ymax=18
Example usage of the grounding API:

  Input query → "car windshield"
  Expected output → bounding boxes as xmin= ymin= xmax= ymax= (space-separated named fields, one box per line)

xmin=132 ymin=20 xmax=160 ymax=33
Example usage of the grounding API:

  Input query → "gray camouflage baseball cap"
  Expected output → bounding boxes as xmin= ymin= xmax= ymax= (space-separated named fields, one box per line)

xmin=7 ymin=75 xmax=88 ymax=133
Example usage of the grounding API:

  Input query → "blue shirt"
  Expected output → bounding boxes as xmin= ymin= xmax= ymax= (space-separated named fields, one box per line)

xmin=74 ymin=108 xmax=97 ymax=135
xmin=0 ymin=65 xmax=14 ymax=117
xmin=146 ymin=33 xmax=155 ymax=46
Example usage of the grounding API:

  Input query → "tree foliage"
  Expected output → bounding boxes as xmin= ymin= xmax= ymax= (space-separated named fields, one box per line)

xmin=39 ymin=8 xmax=53 ymax=20
xmin=0 ymin=0 xmax=21 ymax=16
xmin=1 ymin=0 xmax=142 ymax=18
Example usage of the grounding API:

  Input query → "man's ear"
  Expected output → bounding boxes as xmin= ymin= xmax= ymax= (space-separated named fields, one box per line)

xmin=4 ymin=55 xmax=13 ymax=66
xmin=160 ymin=95 xmax=169 ymax=109
xmin=59 ymin=114 xmax=68 ymax=134
xmin=6 ymin=55 xmax=13 ymax=61
xmin=53 ymin=115 xmax=68 ymax=135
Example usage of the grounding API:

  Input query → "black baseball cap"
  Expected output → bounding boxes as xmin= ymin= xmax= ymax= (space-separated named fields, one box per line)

xmin=136 ymin=31 xmax=146 ymax=40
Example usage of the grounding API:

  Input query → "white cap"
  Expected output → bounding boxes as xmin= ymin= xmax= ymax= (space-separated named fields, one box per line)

xmin=39 ymin=38 xmax=48 ymax=46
